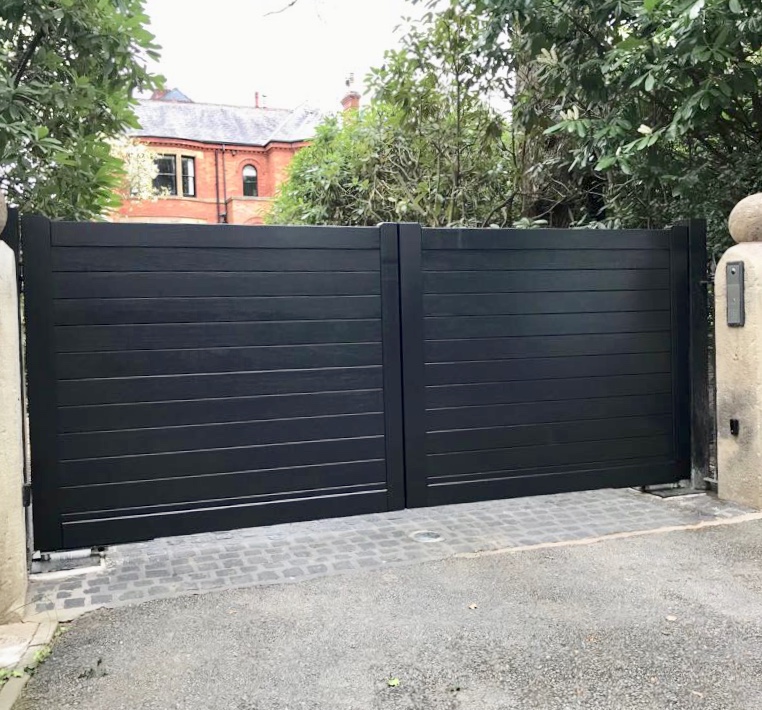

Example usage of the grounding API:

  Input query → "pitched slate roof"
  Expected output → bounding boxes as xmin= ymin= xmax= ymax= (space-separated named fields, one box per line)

xmin=130 ymin=99 xmax=323 ymax=146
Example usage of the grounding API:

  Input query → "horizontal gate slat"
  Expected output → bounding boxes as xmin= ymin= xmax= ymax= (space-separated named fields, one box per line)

xmin=424 ymin=269 xmax=670 ymax=294
xmin=426 ymin=373 xmax=672 ymax=408
xmin=427 ymin=394 xmax=673 ymax=431
xmin=426 ymin=332 xmax=671 ymax=362
xmin=429 ymin=460 xmax=675 ymax=486
xmin=59 ymin=459 xmax=389 ymax=515
xmin=424 ymin=291 xmax=669 ymax=316
xmin=57 ymin=343 xmax=383 ymax=379
xmin=52 ymin=248 xmax=379 ymax=273
xmin=59 ymin=412 xmax=386 ymax=458
xmin=423 ymin=249 xmax=669 ymax=271
xmin=52 ymin=222 xmax=380 ymax=249
xmin=60 ymin=436 xmax=388 ymax=486
xmin=59 ymin=389 xmax=385 ymax=433
xmin=53 ymin=271 xmax=381 ymax=298
xmin=64 ymin=483 xmax=388 ymax=523
xmin=58 ymin=366 xmax=383 ymax=406
xmin=54 ymin=271 xmax=382 ymax=299
xmin=427 ymin=435 xmax=673 ymax=477
xmin=422 ymin=461 xmax=682 ymax=507
xmin=426 ymin=415 xmax=673 ymax=454
xmin=422 ymin=228 xmax=671 ymax=250
xmin=59 ymin=492 xmax=389 ymax=550
xmin=54 ymin=295 xmax=381 ymax=325
xmin=56 ymin=320 xmax=382 ymax=353
xmin=426 ymin=352 xmax=671 ymax=385
xmin=426 ymin=311 xmax=671 ymax=339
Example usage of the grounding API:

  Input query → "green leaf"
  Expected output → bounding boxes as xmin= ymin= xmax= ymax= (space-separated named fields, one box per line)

xmin=595 ymin=155 xmax=618 ymax=171
xmin=644 ymin=73 xmax=655 ymax=93
xmin=388 ymin=678 xmax=400 ymax=687
xmin=729 ymin=0 xmax=741 ymax=13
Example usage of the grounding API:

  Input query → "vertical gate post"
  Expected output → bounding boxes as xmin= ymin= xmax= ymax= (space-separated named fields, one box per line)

xmin=379 ymin=223 xmax=405 ymax=510
xmin=716 ymin=195 xmax=762 ymax=508
xmin=669 ymin=224 xmax=691 ymax=478
xmin=22 ymin=216 xmax=62 ymax=551
xmin=398 ymin=223 xmax=426 ymax=507
xmin=0 ymin=200 xmax=27 ymax=622
xmin=684 ymin=219 xmax=711 ymax=489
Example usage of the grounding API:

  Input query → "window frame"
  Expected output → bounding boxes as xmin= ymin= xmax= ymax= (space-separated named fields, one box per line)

xmin=151 ymin=152 xmax=199 ymax=198
xmin=181 ymin=156 xmax=196 ymax=197
xmin=153 ymin=154 xmax=178 ymax=196
xmin=242 ymin=164 xmax=259 ymax=197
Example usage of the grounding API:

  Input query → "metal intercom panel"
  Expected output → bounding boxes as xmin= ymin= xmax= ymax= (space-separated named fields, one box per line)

xmin=727 ymin=261 xmax=745 ymax=327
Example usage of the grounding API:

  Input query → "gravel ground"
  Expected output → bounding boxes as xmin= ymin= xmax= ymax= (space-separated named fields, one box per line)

xmin=17 ymin=519 xmax=762 ymax=710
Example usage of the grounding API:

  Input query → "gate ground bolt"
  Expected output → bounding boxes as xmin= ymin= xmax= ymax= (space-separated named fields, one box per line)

xmin=716 ymin=193 xmax=762 ymax=509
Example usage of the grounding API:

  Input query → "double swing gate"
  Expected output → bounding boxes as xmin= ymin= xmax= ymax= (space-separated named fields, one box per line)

xmin=18 ymin=216 xmax=699 ymax=551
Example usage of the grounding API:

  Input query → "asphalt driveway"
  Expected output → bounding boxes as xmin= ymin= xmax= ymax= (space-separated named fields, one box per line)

xmin=17 ymin=517 xmax=762 ymax=710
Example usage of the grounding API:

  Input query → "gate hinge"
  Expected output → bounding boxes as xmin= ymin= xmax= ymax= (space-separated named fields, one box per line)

xmin=22 ymin=484 xmax=32 ymax=508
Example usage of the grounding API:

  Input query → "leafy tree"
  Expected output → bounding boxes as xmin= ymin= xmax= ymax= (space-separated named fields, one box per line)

xmin=269 ymin=2 xmax=514 ymax=227
xmin=1 ymin=0 xmax=161 ymax=219
xmin=107 ymin=136 xmax=163 ymax=209
xmin=468 ymin=0 xmax=762 ymax=256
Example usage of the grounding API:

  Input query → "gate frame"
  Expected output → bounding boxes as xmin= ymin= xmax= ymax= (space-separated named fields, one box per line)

xmin=18 ymin=215 xmax=707 ymax=551
xmin=23 ymin=216 xmax=62 ymax=550
xmin=683 ymin=219 xmax=712 ymax=490
xmin=398 ymin=222 xmax=698 ymax=507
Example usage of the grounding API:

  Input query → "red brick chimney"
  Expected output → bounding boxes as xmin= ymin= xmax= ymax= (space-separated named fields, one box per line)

xmin=341 ymin=91 xmax=360 ymax=112
xmin=151 ymin=89 xmax=168 ymax=100
xmin=341 ymin=73 xmax=360 ymax=113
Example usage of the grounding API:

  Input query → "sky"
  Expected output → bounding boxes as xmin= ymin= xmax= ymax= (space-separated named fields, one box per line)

xmin=142 ymin=0 xmax=421 ymax=112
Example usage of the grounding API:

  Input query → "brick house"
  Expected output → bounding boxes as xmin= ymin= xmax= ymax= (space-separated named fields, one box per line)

xmin=112 ymin=89 xmax=334 ymax=225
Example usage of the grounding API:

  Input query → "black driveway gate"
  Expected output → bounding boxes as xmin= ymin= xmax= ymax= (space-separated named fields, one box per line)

xmin=23 ymin=218 xmax=405 ymax=551
xmin=21 ymin=217 xmax=696 ymax=551
xmin=398 ymin=224 xmax=690 ymax=507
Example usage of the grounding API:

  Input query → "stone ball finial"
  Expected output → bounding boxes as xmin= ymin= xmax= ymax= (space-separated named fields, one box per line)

xmin=0 ymin=191 xmax=6 ymax=235
xmin=729 ymin=193 xmax=762 ymax=243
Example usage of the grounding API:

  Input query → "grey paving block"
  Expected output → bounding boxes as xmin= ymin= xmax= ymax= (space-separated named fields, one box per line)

xmin=63 ymin=598 xmax=86 ymax=609
xmin=117 ymin=591 xmax=145 ymax=602
xmin=91 ymin=594 xmax=114 ymax=605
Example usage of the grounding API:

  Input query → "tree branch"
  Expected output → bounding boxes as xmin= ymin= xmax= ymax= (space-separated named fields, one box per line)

xmin=265 ymin=0 xmax=299 ymax=17
xmin=481 ymin=192 xmax=516 ymax=227
xmin=14 ymin=28 xmax=45 ymax=87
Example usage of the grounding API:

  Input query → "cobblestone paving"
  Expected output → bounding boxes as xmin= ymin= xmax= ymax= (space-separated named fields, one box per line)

xmin=25 ymin=490 xmax=751 ymax=621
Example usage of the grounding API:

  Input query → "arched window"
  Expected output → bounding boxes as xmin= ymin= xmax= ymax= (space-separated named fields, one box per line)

xmin=243 ymin=165 xmax=258 ymax=197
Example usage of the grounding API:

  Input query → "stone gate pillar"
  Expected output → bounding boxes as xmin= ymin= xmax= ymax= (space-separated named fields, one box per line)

xmin=716 ymin=194 xmax=762 ymax=509
xmin=0 ymin=192 xmax=27 ymax=622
